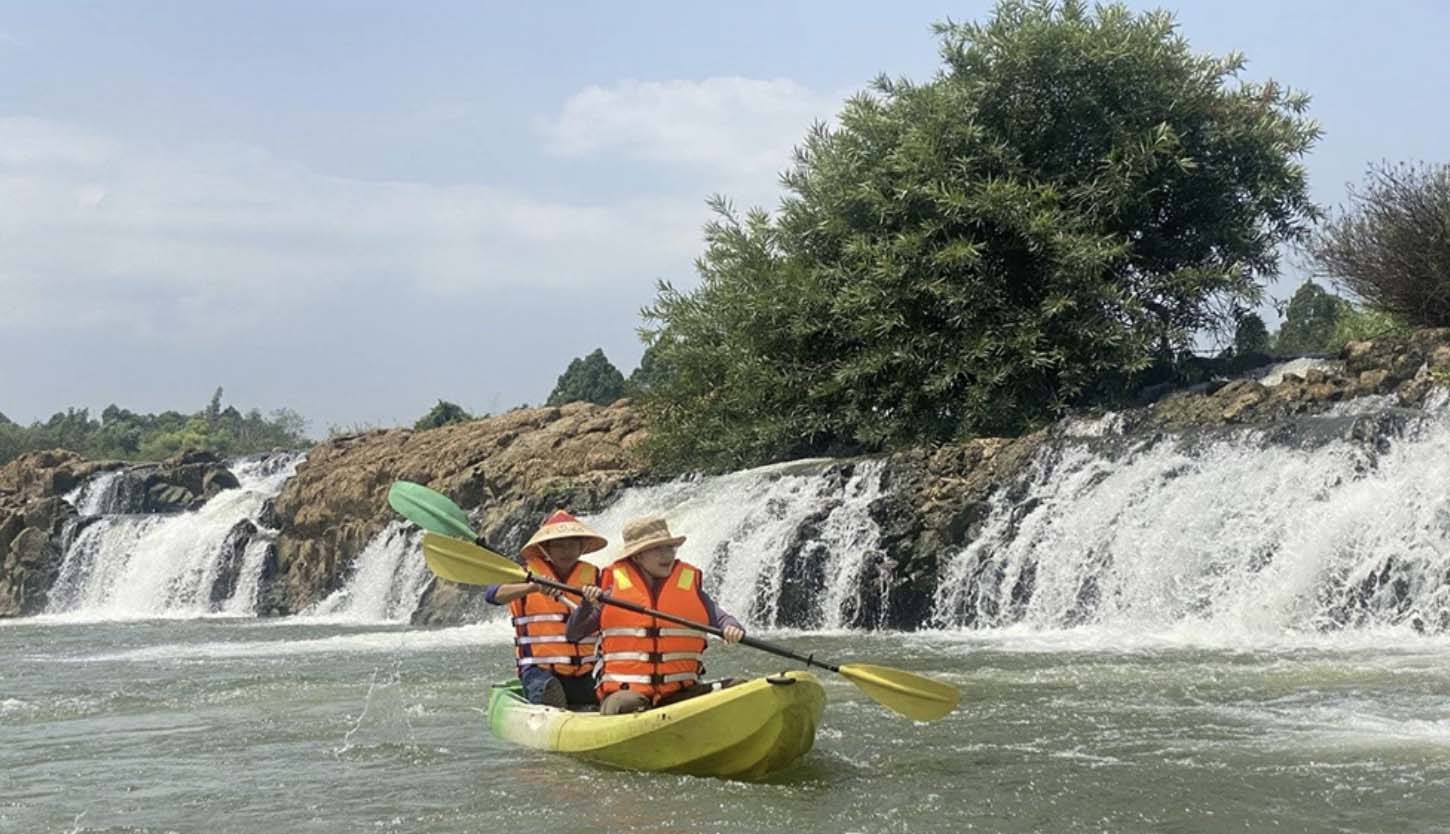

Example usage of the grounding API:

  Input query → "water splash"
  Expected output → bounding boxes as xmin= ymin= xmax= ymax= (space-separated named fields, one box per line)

xmin=43 ymin=454 xmax=301 ymax=620
xmin=305 ymin=522 xmax=431 ymax=623
xmin=582 ymin=459 xmax=886 ymax=628
xmin=933 ymin=391 xmax=1450 ymax=637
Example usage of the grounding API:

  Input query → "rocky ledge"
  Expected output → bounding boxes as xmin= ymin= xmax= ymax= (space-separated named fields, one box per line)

xmin=265 ymin=399 xmax=647 ymax=621
xmin=3 ymin=330 xmax=1446 ymax=627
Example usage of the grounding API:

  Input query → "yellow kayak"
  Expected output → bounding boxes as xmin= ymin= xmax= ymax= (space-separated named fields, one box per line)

xmin=486 ymin=671 xmax=826 ymax=779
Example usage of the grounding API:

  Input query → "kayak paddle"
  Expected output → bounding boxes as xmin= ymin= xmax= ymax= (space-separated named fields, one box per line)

xmin=387 ymin=480 xmax=478 ymax=541
xmin=420 ymin=531 xmax=959 ymax=722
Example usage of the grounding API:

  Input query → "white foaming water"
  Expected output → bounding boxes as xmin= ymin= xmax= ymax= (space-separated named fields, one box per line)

xmin=933 ymin=391 xmax=1450 ymax=638
xmin=63 ymin=469 xmax=129 ymax=516
xmin=44 ymin=454 xmax=301 ymax=621
xmin=582 ymin=458 xmax=886 ymax=627
xmin=1253 ymin=356 xmax=1339 ymax=386
xmin=305 ymin=522 xmax=432 ymax=623
xmin=70 ymin=622 xmax=509 ymax=664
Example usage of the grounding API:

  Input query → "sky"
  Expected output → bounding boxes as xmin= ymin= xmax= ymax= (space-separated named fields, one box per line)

xmin=2 ymin=1 xmax=1447 ymax=434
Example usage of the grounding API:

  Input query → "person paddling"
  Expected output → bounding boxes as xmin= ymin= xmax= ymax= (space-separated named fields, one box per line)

xmin=566 ymin=516 xmax=745 ymax=715
xmin=485 ymin=510 xmax=606 ymax=708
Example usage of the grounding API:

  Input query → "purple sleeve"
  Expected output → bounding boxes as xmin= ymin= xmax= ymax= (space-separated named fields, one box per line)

xmin=565 ymin=600 xmax=601 ymax=643
xmin=698 ymin=587 xmax=743 ymax=634
xmin=483 ymin=584 xmax=502 ymax=606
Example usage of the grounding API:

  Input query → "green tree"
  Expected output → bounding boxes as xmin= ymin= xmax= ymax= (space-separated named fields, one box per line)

xmin=414 ymin=400 xmax=473 ymax=431
xmin=546 ymin=349 xmax=628 ymax=406
xmin=627 ymin=340 xmax=669 ymax=395
xmin=642 ymin=1 xmax=1320 ymax=471
xmin=1275 ymin=281 xmax=1343 ymax=355
xmin=1234 ymin=313 xmax=1272 ymax=357
xmin=1310 ymin=162 xmax=1450 ymax=328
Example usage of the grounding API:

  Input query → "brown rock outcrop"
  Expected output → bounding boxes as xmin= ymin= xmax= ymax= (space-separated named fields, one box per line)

xmin=0 ymin=451 xmax=121 ymax=616
xmin=265 ymin=400 xmax=647 ymax=620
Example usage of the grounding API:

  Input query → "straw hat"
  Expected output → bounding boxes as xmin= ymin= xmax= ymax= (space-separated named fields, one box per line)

xmin=618 ymin=515 xmax=687 ymax=561
xmin=521 ymin=510 xmax=607 ymax=561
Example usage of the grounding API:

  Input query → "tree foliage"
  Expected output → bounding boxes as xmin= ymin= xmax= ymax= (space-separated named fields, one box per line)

xmin=1275 ymin=281 xmax=1344 ymax=355
xmin=546 ymin=349 xmax=628 ymax=406
xmin=1310 ymin=161 xmax=1450 ymax=328
xmin=641 ymin=1 xmax=1320 ymax=472
xmin=1234 ymin=313 xmax=1272 ymax=358
xmin=0 ymin=394 xmax=310 ymax=466
xmin=414 ymin=400 xmax=473 ymax=431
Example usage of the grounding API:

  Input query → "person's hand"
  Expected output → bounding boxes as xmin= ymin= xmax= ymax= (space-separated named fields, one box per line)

xmin=538 ymin=585 xmax=563 ymax=600
xmin=580 ymin=584 xmax=604 ymax=603
xmin=721 ymin=625 xmax=744 ymax=644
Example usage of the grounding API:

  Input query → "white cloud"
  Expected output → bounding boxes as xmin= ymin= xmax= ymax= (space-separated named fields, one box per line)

xmin=0 ymin=118 xmax=704 ymax=340
xmin=540 ymin=77 xmax=841 ymax=182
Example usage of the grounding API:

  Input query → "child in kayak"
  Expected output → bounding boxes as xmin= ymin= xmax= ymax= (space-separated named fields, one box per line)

xmin=485 ymin=510 xmax=606 ymax=708
xmin=567 ymin=515 xmax=744 ymax=715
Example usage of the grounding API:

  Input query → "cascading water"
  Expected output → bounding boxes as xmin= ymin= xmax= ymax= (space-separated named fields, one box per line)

xmin=44 ymin=453 xmax=301 ymax=620
xmin=582 ymin=458 xmax=886 ymax=629
xmin=932 ymin=390 xmax=1450 ymax=637
xmin=305 ymin=522 xmax=432 ymax=623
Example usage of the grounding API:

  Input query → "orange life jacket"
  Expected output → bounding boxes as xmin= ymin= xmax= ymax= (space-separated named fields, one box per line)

xmin=508 ymin=555 xmax=598 ymax=678
xmin=595 ymin=557 xmax=709 ymax=703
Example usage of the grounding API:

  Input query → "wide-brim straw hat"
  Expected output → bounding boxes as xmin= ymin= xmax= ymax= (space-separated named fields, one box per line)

xmin=618 ymin=515 xmax=687 ymax=561
xmin=521 ymin=510 xmax=607 ymax=561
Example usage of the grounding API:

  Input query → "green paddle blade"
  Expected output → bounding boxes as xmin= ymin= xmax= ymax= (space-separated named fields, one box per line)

xmin=388 ymin=481 xmax=476 ymax=540
xmin=839 ymin=663 xmax=959 ymax=721
xmin=421 ymin=531 xmax=526 ymax=586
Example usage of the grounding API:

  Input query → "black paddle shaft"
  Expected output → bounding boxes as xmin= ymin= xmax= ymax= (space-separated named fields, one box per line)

xmin=527 ymin=573 xmax=842 ymax=674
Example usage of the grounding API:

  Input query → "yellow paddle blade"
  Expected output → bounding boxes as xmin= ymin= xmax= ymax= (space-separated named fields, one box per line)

xmin=839 ymin=663 xmax=959 ymax=721
xmin=420 ymin=532 xmax=527 ymax=587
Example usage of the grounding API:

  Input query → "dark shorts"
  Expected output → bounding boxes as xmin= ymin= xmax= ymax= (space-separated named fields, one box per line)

xmin=520 ymin=665 xmax=598 ymax=706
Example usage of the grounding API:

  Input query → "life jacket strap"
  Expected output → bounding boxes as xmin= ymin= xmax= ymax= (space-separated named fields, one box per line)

xmin=512 ymin=614 xmax=567 ymax=626
xmin=518 ymin=656 xmax=595 ymax=667
xmin=600 ymin=672 xmax=698 ymax=685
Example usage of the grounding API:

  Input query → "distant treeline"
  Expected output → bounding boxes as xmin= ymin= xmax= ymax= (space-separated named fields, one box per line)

xmin=0 ymin=388 xmax=310 ymax=466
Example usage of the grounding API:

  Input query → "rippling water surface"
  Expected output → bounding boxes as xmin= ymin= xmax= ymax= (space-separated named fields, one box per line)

xmin=4 ymin=620 xmax=1449 ymax=834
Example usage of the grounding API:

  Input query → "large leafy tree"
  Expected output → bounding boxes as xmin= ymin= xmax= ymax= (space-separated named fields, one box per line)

xmin=642 ymin=1 xmax=1320 ymax=471
xmin=546 ymin=349 xmax=628 ymax=407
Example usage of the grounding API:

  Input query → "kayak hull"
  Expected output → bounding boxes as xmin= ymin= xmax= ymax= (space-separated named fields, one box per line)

xmin=486 ymin=671 xmax=826 ymax=779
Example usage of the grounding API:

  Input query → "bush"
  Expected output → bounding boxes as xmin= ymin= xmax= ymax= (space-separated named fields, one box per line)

xmin=1310 ymin=161 xmax=1450 ymax=327
xmin=414 ymin=400 xmax=473 ymax=431
xmin=1332 ymin=303 xmax=1411 ymax=347
xmin=546 ymin=349 xmax=628 ymax=406
xmin=641 ymin=1 xmax=1320 ymax=472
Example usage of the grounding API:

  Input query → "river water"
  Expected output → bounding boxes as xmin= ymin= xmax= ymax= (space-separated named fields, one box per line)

xmin=5 ymin=618 xmax=1449 ymax=834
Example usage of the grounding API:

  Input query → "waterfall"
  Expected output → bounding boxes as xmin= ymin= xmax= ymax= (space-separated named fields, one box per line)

xmin=44 ymin=454 xmax=301 ymax=620
xmin=305 ymin=522 xmax=431 ymax=623
xmin=582 ymin=459 xmax=887 ymax=629
xmin=931 ymin=390 xmax=1450 ymax=637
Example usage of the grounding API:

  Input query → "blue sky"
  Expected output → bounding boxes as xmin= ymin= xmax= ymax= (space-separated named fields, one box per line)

xmin=2 ymin=1 xmax=1447 ymax=433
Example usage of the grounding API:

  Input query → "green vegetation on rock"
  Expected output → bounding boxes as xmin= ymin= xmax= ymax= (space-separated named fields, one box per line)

xmin=639 ymin=0 xmax=1320 ymax=472
xmin=0 ymin=389 xmax=309 ymax=466
xmin=414 ymin=400 xmax=474 ymax=431
xmin=546 ymin=349 xmax=628 ymax=406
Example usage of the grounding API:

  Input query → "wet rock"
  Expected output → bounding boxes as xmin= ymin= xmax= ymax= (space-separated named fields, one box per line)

xmin=209 ymin=519 xmax=259 ymax=604
xmin=267 ymin=400 xmax=647 ymax=620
